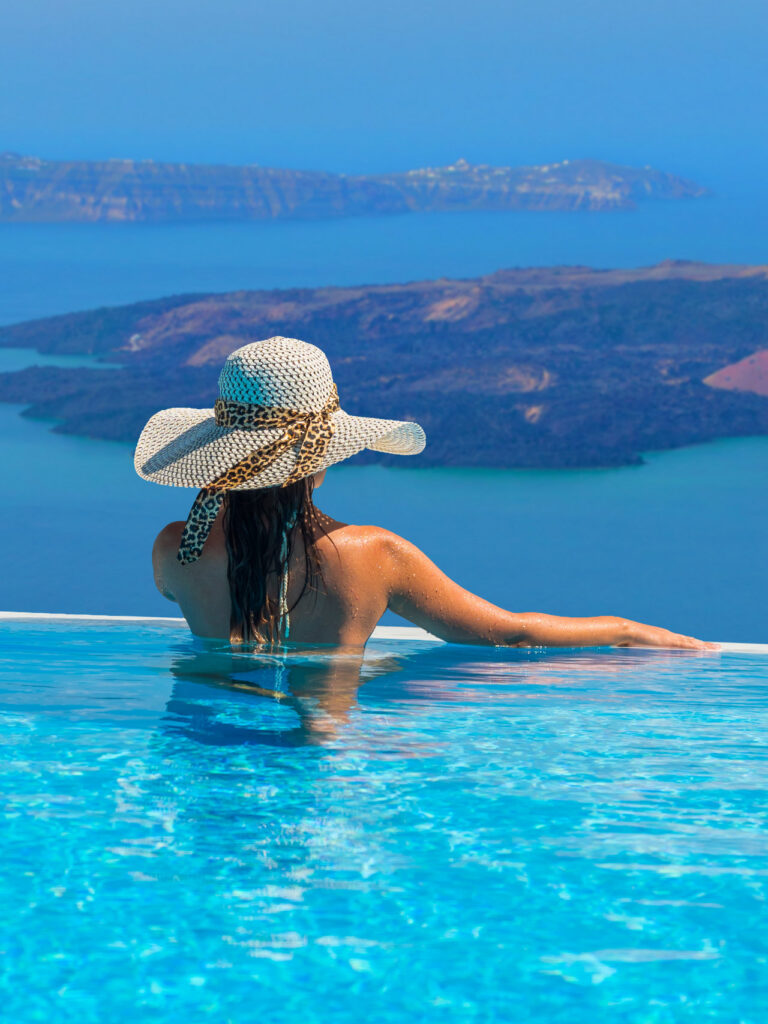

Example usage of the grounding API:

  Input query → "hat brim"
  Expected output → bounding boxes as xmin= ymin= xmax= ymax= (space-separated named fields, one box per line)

xmin=134 ymin=406 xmax=426 ymax=489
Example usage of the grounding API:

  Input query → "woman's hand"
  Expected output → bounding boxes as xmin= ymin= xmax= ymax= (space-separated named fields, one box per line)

xmin=618 ymin=622 xmax=719 ymax=650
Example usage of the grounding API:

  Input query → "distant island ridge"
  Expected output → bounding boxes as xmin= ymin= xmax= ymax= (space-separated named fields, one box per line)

xmin=1 ymin=259 xmax=767 ymax=470
xmin=0 ymin=152 xmax=707 ymax=223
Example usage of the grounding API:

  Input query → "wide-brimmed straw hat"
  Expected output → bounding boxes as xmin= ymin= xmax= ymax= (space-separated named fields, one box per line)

xmin=134 ymin=336 xmax=426 ymax=563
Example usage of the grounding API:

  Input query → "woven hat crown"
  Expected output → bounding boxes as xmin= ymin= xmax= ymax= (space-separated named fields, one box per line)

xmin=218 ymin=337 xmax=334 ymax=412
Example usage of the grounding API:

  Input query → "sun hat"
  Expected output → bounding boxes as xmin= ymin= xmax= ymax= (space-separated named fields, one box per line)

xmin=134 ymin=336 xmax=426 ymax=564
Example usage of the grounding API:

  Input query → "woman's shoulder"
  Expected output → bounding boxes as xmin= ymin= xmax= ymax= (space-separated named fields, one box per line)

xmin=315 ymin=521 xmax=423 ymax=583
xmin=317 ymin=519 xmax=408 ymax=554
xmin=153 ymin=521 xmax=185 ymax=557
xmin=151 ymin=522 xmax=186 ymax=601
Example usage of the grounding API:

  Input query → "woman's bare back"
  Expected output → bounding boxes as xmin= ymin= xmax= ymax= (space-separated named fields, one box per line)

xmin=153 ymin=507 xmax=716 ymax=651
xmin=153 ymin=510 xmax=391 ymax=644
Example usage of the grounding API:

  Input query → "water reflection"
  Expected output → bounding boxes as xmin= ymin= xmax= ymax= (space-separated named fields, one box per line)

xmin=162 ymin=640 xmax=720 ymax=750
xmin=164 ymin=641 xmax=404 ymax=747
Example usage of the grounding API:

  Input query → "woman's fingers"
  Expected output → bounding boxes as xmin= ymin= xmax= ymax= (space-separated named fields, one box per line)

xmin=632 ymin=626 xmax=718 ymax=650
xmin=676 ymin=633 xmax=720 ymax=650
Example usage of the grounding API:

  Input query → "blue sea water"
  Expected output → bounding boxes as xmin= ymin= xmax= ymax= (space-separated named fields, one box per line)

xmin=0 ymin=192 xmax=767 ymax=326
xmin=1 ymin=617 xmax=767 ymax=1022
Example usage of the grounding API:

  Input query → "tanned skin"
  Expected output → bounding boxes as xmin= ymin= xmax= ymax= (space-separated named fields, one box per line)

xmin=153 ymin=471 xmax=717 ymax=651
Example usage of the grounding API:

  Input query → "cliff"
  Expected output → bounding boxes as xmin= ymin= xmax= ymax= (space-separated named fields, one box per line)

xmin=0 ymin=153 xmax=707 ymax=223
xmin=1 ymin=259 xmax=767 ymax=469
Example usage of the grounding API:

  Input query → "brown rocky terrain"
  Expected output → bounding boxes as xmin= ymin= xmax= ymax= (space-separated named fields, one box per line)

xmin=0 ymin=153 xmax=707 ymax=223
xmin=1 ymin=259 xmax=767 ymax=468
xmin=705 ymin=350 xmax=768 ymax=397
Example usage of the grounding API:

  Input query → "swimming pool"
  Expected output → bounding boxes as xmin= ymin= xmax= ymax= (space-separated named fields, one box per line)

xmin=2 ymin=616 xmax=768 ymax=1022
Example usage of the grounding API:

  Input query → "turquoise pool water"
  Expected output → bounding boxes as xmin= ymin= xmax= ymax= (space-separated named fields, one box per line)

xmin=2 ymin=619 xmax=768 ymax=1022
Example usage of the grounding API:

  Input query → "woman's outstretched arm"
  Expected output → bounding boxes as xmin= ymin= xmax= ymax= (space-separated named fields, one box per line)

xmin=381 ymin=532 xmax=716 ymax=650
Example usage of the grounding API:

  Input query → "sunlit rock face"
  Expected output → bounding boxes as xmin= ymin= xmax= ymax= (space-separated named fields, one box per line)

xmin=705 ymin=350 xmax=768 ymax=397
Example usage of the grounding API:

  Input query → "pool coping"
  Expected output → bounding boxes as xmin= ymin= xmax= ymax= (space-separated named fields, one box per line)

xmin=0 ymin=611 xmax=766 ymax=653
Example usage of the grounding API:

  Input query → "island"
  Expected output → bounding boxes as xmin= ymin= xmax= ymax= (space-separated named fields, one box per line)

xmin=0 ymin=152 xmax=707 ymax=223
xmin=1 ymin=259 xmax=767 ymax=469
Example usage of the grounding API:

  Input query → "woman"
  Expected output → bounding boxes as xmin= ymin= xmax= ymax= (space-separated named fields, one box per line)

xmin=137 ymin=336 xmax=715 ymax=651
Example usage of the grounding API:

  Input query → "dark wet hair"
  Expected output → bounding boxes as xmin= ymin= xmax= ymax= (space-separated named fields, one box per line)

xmin=222 ymin=478 xmax=325 ymax=645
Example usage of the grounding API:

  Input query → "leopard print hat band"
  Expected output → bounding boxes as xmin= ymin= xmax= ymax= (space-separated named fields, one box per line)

xmin=177 ymin=386 xmax=340 ymax=564
xmin=134 ymin=336 xmax=427 ymax=561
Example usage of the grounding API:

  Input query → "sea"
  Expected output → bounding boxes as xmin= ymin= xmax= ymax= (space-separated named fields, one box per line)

xmin=1 ymin=192 xmax=767 ymax=642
